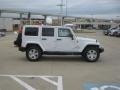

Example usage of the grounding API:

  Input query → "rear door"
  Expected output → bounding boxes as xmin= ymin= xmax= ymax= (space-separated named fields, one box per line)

xmin=41 ymin=27 xmax=56 ymax=51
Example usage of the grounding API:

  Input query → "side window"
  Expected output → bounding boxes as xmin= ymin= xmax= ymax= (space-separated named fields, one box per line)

xmin=58 ymin=28 xmax=71 ymax=37
xmin=42 ymin=28 xmax=54 ymax=36
xmin=25 ymin=27 xmax=38 ymax=36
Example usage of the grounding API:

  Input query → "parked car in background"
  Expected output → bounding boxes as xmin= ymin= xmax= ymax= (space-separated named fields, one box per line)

xmin=109 ymin=28 xmax=120 ymax=36
xmin=103 ymin=29 xmax=110 ymax=35
xmin=115 ymin=29 xmax=120 ymax=37
xmin=103 ymin=27 xmax=116 ymax=35
xmin=0 ymin=29 xmax=6 ymax=37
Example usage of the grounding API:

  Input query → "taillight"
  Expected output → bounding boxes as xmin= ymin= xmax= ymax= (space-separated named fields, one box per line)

xmin=19 ymin=29 xmax=22 ymax=33
xmin=19 ymin=26 xmax=23 ymax=33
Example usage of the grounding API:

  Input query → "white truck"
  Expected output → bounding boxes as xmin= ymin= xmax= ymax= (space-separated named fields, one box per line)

xmin=14 ymin=25 xmax=104 ymax=62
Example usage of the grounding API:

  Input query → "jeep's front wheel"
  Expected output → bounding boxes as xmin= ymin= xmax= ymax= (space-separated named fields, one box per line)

xmin=83 ymin=47 xmax=100 ymax=62
xmin=26 ymin=46 xmax=42 ymax=62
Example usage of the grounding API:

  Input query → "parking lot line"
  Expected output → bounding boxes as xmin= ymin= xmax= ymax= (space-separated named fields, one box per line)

xmin=40 ymin=76 xmax=58 ymax=86
xmin=0 ymin=74 xmax=63 ymax=90
xmin=10 ymin=76 xmax=36 ymax=90
xmin=58 ymin=76 xmax=63 ymax=90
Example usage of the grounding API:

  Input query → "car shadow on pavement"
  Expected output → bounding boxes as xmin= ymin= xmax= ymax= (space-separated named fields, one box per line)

xmin=20 ymin=55 xmax=102 ymax=63
xmin=19 ymin=55 xmax=86 ymax=62
xmin=19 ymin=55 xmax=103 ymax=63
xmin=41 ymin=55 xmax=84 ymax=62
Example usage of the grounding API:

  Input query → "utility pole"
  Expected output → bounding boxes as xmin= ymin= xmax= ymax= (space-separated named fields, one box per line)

xmin=66 ymin=0 xmax=68 ymax=16
xmin=43 ymin=15 xmax=47 ymax=25
xmin=0 ymin=10 xmax=1 ymax=17
xmin=57 ymin=0 xmax=64 ymax=26
xmin=28 ymin=12 xmax=31 ymax=25
xmin=19 ymin=13 xmax=23 ymax=30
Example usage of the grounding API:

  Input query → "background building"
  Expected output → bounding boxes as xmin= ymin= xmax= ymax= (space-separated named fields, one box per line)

xmin=0 ymin=16 xmax=120 ymax=31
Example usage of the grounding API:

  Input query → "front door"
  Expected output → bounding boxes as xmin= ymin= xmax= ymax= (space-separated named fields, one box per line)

xmin=55 ymin=28 xmax=76 ymax=52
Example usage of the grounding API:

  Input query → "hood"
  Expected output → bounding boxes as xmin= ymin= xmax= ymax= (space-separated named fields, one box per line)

xmin=76 ymin=37 xmax=97 ymax=42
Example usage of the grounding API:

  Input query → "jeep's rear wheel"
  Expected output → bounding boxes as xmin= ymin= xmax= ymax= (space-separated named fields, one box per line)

xmin=83 ymin=47 xmax=100 ymax=62
xmin=26 ymin=46 xmax=42 ymax=61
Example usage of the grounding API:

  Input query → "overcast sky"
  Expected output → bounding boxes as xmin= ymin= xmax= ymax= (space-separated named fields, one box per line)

xmin=0 ymin=0 xmax=120 ymax=19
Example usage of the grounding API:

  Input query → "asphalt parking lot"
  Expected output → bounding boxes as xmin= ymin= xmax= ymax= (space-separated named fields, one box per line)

xmin=0 ymin=31 xmax=120 ymax=90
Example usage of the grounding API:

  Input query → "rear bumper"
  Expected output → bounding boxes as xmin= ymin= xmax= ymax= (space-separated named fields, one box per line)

xmin=99 ymin=47 xmax=104 ymax=53
xmin=14 ymin=41 xmax=18 ymax=47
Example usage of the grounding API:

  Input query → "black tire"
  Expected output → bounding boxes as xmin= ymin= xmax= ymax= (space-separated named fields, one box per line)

xmin=26 ymin=46 xmax=42 ymax=62
xmin=83 ymin=47 xmax=100 ymax=62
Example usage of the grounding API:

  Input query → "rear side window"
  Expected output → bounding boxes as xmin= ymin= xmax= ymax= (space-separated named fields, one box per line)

xmin=42 ymin=28 xmax=54 ymax=36
xmin=25 ymin=27 xmax=38 ymax=36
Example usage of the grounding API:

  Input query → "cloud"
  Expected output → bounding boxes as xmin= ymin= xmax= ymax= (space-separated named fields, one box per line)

xmin=67 ymin=0 xmax=120 ymax=15
xmin=0 ymin=0 xmax=120 ymax=19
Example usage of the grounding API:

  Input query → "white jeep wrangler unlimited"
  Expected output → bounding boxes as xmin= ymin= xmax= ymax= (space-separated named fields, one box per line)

xmin=14 ymin=25 xmax=104 ymax=62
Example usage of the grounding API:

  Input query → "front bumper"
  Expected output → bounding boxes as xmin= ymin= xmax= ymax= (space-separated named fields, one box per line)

xmin=99 ymin=47 xmax=104 ymax=53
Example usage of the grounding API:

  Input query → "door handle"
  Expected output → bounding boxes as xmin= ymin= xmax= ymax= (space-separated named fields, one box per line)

xmin=57 ymin=39 xmax=62 ymax=40
xmin=42 ymin=38 xmax=47 ymax=40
